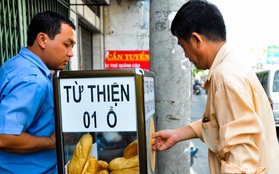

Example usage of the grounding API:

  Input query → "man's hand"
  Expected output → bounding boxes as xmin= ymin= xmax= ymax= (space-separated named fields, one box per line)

xmin=152 ymin=129 xmax=178 ymax=151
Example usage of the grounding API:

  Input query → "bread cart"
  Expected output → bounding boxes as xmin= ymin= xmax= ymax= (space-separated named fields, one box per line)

xmin=53 ymin=68 xmax=156 ymax=174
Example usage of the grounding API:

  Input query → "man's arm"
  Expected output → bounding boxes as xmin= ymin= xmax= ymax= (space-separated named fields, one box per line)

xmin=0 ymin=131 xmax=56 ymax=153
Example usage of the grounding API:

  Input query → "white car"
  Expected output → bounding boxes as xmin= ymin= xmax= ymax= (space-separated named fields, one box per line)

xmin=256 ymin=67 xmax=279 ymax=129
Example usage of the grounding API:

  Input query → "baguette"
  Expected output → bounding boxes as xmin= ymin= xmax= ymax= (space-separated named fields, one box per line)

xmin=97 ymin=160 xmax=109 ymax=171
xmin=123 ymin=140 xmax=138 ymax=159
xmin=109 ymin=167 xmax=138 ymax=174
xmin=109 ymin=155 xmax=138 ymax=171
xmin=96 ymin=170 xmax=109 ymax=174
xmin=81 ymin=156 xmax=98 ymax=174
xmin=68 ymin=133 xmax=93 ymax=174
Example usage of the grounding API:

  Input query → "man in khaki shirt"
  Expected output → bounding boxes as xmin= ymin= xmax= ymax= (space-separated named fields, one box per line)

xmin=152 ymin=0 xmax=279 ymax=173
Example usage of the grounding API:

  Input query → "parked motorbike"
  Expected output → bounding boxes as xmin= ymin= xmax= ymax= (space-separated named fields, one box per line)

xmin=190 ymin=141 xmax=199 ymax=166
xmin=193 ymin=84 xmax=201 ymax=95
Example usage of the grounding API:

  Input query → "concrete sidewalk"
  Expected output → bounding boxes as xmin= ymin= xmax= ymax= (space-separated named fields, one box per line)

xmin=190 ymin=167 xmax=198 ymax=174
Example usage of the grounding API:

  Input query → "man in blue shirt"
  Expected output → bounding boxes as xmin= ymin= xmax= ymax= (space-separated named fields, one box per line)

xmin=0 ymin=11 xmax=76 ymax=173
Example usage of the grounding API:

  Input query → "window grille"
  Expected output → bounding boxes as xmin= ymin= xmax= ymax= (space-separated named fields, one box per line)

xmin=0 ymin=0 xmax=70 ymax=66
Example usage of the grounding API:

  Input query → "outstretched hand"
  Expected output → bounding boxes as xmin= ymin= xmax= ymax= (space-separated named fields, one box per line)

xmin=151 ymin=129 xmax=178 ymax=151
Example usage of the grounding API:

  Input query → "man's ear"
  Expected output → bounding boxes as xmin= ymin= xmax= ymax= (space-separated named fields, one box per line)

xmin=191 ymin=32 xmax=203 ymax=47
xmin=37 ymin=32 xmax=47 ymax=48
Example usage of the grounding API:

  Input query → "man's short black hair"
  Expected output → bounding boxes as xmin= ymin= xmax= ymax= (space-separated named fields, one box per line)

xmin=171 ymin=0 xmax=226 ymax=42
xmin=27 ymin=11 xmax=76 ymax=46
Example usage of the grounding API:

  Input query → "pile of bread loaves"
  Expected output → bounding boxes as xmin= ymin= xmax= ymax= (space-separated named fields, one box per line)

xmin=67 ymin=133 xmax=139 ymax=174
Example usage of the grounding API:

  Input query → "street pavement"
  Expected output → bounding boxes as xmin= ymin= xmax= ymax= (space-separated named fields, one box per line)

xmin=190 ymin=91 xmax=210 ymax=174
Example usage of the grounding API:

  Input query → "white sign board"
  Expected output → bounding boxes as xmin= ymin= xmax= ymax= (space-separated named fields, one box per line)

xmin=144 ymin=77 xmax=155 ymax=120
xmin=59 ymin=77 xmax=137 ymax=132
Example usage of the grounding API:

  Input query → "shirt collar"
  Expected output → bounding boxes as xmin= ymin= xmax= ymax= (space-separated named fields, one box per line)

xmin=19 ymin=47 xmax=52 ymax=80
xmin=204 ymin=43 xmax=232 ymax=88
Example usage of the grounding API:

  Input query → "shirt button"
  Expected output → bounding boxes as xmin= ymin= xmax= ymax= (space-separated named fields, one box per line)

xmin=202 ymin=117 xmax=209 ymax=123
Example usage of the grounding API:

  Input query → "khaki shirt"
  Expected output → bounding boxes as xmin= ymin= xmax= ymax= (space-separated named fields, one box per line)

xmin=190 ymin=43 xmax=279 ymax=174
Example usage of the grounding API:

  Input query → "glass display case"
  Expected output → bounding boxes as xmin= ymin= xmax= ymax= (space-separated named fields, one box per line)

xmin=53 ymin=68 xmax=156 ymax=174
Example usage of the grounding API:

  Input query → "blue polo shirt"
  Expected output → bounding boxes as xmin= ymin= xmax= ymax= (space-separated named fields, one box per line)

xmin=0 ymin=47 xmax=57 ymax=173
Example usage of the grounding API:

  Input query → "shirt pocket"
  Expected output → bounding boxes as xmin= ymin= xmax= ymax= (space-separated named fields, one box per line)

xmin=202 ymin=115 xmax=219 ymax=153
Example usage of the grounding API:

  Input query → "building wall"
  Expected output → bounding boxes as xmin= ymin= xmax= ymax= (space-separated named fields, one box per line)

xmin=69 ymin=0 xmax=105 ymax=70
xmin=69 ymin=9 xmax=79 ymax=70
xmin=104 ymin=0 xmax=150 ymax=51
xmin=68 ymin=0 xmax=150 ymax=70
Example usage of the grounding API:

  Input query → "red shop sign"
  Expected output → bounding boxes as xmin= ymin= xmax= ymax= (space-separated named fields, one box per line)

xmin=105 ymin=50 xmax=150 ymax=70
